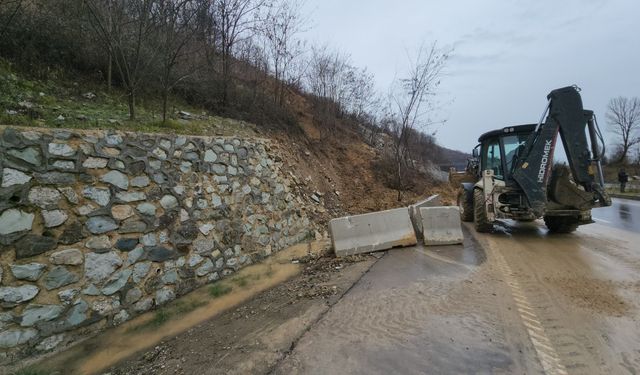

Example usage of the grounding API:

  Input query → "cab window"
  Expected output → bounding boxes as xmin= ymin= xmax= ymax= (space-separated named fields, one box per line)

xmin=483 ymin=138 xmax=503 ymax=179
xmin=503 ymin=134 xmax=528 ymax=175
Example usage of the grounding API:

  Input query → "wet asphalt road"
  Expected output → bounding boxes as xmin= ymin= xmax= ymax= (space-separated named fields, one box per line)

xmin=592 ymin=197 xmax=640 ymax=232
xmin=277 ymin=213 xmax=640 ymax=374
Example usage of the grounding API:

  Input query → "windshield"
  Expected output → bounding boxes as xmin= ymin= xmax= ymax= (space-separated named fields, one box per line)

xmin=503 ymin=133 xmax=529 ymax=174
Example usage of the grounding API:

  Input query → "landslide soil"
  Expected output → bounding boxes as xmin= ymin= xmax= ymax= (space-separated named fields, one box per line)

xmin=106 ymin=252 xmax=376 ymax=375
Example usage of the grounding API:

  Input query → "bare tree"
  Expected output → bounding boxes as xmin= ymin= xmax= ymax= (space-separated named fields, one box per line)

xmin=261 ymin=0 xmax=306 ymax=106
xmin=0 ymin=0 xmax=22 ymax=38
xmin=606 ymin=96 xmax=640 ymax=163
xmin=206 ymin=0 xmax=266 ymax=106
xmin=388 ymin=42 xmax=448 ymax=200
xmin=85 ymin=0 xmax=159 ymax=120
xmin=153 ymin=0 xmax=204 ymax=123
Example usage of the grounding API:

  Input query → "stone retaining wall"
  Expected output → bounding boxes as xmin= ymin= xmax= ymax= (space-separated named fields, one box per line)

xmin=0 ymin=126 xmax=315 ymax=364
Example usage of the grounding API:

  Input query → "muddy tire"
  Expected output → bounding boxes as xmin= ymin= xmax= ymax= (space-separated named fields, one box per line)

xmin=473 ymin=189 xmax=493 ymax=232
xmin=458 ymin=190 xmax=474 ymax=222
xmin=544 ymin=216 xmax=578 ymax=233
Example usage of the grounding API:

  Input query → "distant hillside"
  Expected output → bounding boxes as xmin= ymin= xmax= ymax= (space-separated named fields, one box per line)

xmin=433 ymin=146 xmax=470 ymax=172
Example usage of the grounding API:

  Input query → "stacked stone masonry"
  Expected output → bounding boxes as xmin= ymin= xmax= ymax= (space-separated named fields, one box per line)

xmin=0 ymin=127 xmax=314 ymax=364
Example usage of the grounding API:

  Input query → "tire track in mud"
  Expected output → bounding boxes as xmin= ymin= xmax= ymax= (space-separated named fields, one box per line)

xmin=492 ymin=247 xmax=569 ymax=375
xmin=309 ymin=255 xmax=517 ymax=372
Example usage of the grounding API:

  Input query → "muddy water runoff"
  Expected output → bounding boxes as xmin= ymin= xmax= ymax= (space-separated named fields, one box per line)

xmin=32 ymin=241 xmax=327 ymax=375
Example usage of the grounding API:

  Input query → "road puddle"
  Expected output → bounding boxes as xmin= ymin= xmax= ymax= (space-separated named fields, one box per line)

xmin=33 ymin=240 xmax=328 ymax=375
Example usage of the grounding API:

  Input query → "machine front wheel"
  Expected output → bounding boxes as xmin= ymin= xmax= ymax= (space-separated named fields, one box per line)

xmin=473 ymin=189 xmax=493 ymax=233
xmin=458 ymin=189 xmax=474 ymax=222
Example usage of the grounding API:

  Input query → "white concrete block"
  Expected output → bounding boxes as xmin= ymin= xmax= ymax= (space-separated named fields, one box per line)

xmin=408 ymin=195 xmax=442 ymax=237
xmin=330 ymin=207 xmax=417 ymax=257
xmin=420 ymin=206 xmax=464 ymax=246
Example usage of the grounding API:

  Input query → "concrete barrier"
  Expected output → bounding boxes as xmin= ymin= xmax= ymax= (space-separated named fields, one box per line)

xmin=420 ymin=206 xmax=464 ymax=246
xmin=330 ymin=207 xmax=417 ymax=257
xmin=408 ymin=194 xmax=442 ymax=237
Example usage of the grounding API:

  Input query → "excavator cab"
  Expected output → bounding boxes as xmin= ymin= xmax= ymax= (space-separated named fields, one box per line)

xmin=458 ymin=86 xmax=611 ymax=233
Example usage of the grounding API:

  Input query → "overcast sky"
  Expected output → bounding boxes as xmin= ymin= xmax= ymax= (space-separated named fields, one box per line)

xmin=302 ymin=0 xmax=640 ymax=153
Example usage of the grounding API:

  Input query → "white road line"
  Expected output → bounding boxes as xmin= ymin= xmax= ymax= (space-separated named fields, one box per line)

xmin=493 ymin=249 xmax=567 ymax=375
xmin=593 ymin=217 xmax=611 ymax=224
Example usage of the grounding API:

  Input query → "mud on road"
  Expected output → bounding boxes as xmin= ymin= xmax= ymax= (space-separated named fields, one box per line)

xmin=105 ymin=249 xmax=376 ymax=375
xmin=27 ymin=217 xmax=640 ymax=375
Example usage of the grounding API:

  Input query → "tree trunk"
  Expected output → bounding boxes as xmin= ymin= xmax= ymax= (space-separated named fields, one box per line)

xmin=128 ymin=89 xmax=135 ymax=120
xmin=162 ymin=88 xmax=168 ymax=124
xmin=107 ymin=52 xmax=112 ymax=93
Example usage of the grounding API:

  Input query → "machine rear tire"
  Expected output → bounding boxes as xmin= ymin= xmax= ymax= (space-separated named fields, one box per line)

xmin=473 ymin=189 xmax=493 ymax=232
xmin=458 ymin=190 xmax=474 ymax=222
xmin=544 ymin=216 xmax=578 ymax=233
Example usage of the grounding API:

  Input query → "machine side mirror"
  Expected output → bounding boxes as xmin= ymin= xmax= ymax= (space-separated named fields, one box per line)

xmin=472 ymin=144 xmax=481 ymax=158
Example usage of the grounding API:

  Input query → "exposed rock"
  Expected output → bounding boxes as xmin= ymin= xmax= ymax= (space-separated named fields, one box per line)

xmin=82 ymin=284 xmax=100 ymax=296
xmin=204 ymin=149 xmax=217 ymax=162
xmin=136 ymin=202 xmax=157 ymax=216
xmin=7 ymin=147 xmax=42 ymax=166
xmin=116 ymin=191 xmax=146 ymax=202
xmin=10 ymin=263 xmax=46 ymax=281
xmin=132 ymin=262 xmax=151 ymax=283
xmin=133 ymin=297 xmax=153 ymax=313
xmin=152 ymin=147 xmax=167 ymax=160
xmin=84 ymin=251 xmax=122 ymax=284
xmin=15 ymin=235 xmax=57 ymax=259
xmin=111 ymin=205 xmax=134 ymax=220
xmin=0 ymin=285 xmax=39 ymax=306
xmin=35 ymin=334 xmax=65 ymax=351
xmin=28 ymin=187 xmax=61 ymax=208
xmin=58 ymin=187 xmax=79 ymax=204
xmin=49 ymin=249 xmax=83 ymax=265
xmin=58 ymin=221 xmax=85 ymax=245
xmin=105 ymin=133 xmax=122 ymax=145
xmin=130 ymin=175 xmax=150 ymax=188
xmin=194 ymin=239 xmax=215 ymax=254
xmin=52 ymin=160 xmax=74 ymax=170
xmin=48 ymin=143 xmax=76 ymax=157
xmin=101 ymin=269 xmax=132 ymax=295
xmin=77 ymin=204 xmax=97 ymax=216
xmin=42 ymin=209 xmax=68 ymax=228
xmin=160 ymin=195 xmax=178 ymax=210
xmin=44 ymin=266 xmax=80 ymax=290
xmin=196 ymin=259 xmax=214 ymax=277
xmin=86 ymin=216 xmax=118 ymax=234
xmin=0 ymin=209 xmax=34 ymax=235
xmin=85 ymin=235 xmax=111 ymax=251
xmin=101 ymin=170 xmax=129 ymax=190
xmin=0 ymin=328 xmax=38 ymax=348
xmin=115 ymin=237 xmax=138 ymax=251
xmin=188 ymin=254 xmax=204 ymax=267
xmin=118 ymin=219 xmax=146 ymax=234
xmin=113 ymin=309 xmax=130 ymax=325
xmin=145 ymin=246 xmax=180 ymax=262
xmin=125 ymin=287 xmax=143 ymax=304
xmin=57 ymin=288 xmax=79 ymax=304
xmin=161 ymin=269 xmax=178 ymax=284
xmin=34 ymin=171 xmax=75 ymax=185
xmin=20 ymin=304 xmax=64 ymax=327
xmin=82 ymin=157 xmax=108 ymax=169
xmin=66 ymin=299 xmax=89 ymax=327
xmin=1 ymin=168 xmax=31 ymax=187
xmin=155 ymin=287 xmax=175 ymax=305
xmin=211 ymin=164 xmax=226 ymax=175
xmin=83 ymin=187 xmax=111 ymax=206
xmin=126 ymin=247 xmax=144 ymax=266
xmin=140 ymin=233 xmax=157 ymax=247
xmin=199 ymin=223 xmax=214 ymax=235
